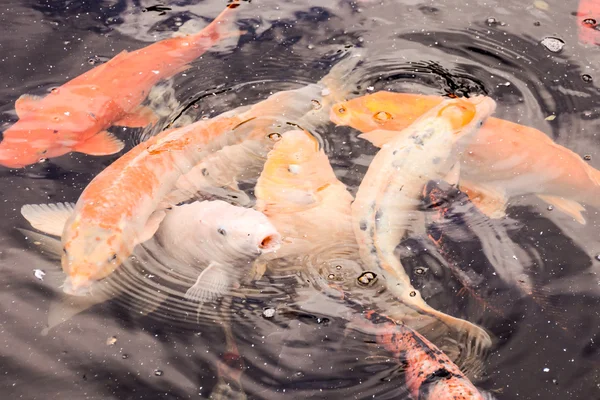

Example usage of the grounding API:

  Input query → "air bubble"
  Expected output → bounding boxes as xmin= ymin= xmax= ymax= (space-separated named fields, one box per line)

xmin=582 ymin=74 xmax=593 ymax=83
xmin=540 ymin=37 xmax=565 ymax=53
xmin=262 ymin=308 xmax=275 ymax=319
xmin=154 ymin=369 xmax=164 ymax=376
xmin=357 ymin=271 xmax=377 ymax=286
xmin=583 ymin=154 xmax=592 ymax=161
xmin=268 ymin=132 xmax=282 ymax=141
xmin=311 ymin=99 xmax=322 ymax=110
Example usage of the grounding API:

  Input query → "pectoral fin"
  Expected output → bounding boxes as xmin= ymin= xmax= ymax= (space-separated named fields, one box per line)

xmin=74 ymin=131 xmax=125 ymax=156
xmin=459 ymin=181 xmax=508 ymax=219
xmin=537 ymin=195 xmax=586 ymax=224
xmin=21 ymin=202 xmax=75 ymax=236
xmin=444 ymin=162 xmax=461 ymax=186
xmin=15 ymin=94 xmax=44 ymax=117
xmin=114 ymin=105 xmax=159 ymax=128
xmin=185 ymin=262 xmax=234 ymax=303
xmin=136 ymin=210 xmax=166 ymax=244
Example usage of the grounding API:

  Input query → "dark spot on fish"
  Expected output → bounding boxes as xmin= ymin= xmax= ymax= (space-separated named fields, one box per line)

xmin=412 ymin=136 xmax=424 ymax=146
xmin=53 ymin=130 xmax=58 ymax=134
xmin=166 ymin=206 xmax=172 ymax=210
xmin=432 ymin=157 xmax=441 ymax=164
xmin=399 ymin=185 xmax=404 ymax=192
xmin=231 ymin=195 xmax=238 ymax=199
xmin=218 ymin=228 xmax=227 ymax=236
xmin=393 ymin=150 xmax=398 ymax=155
xmin=419 ymin=368 xmax=458 ymax=398
xmin=63 ymin=248 xmax=68 ymax=255
xmin=370 ymin=247 xmax=378 ymax=255
xmin=87 ymin=112 xmax=97 ymax=121
xmin=359 ymin=220 xmax=368 ymax=231
xmin=228 ymin=3 xmax=240 ymax=9
xmin=201 ymin=168 xmax=209 ymax=176
xmin=374 ymin=210 xmax=383 ymax=228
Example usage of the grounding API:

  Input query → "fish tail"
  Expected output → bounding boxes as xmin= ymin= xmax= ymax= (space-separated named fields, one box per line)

xmin=187 ymin=1 xmax=244 ymax=46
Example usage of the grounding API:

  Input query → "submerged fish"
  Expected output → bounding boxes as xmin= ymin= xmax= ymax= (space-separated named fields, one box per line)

xmin=331 ymin=91 xmax=599 ymax=224
xmin=354 ymin=309 xmax=487 ymax=400
xmin=155 ymin=200 xmax=281 ymax=302
xmin=351 ymin=96 xmax=497 ymax=351
xmin=422 ymin=179 xmax=530 ymax=317
xmin=20 ymin=51 xmax=362 ymax=295
xmin=0 ymin=3 xmax=242 ymax=168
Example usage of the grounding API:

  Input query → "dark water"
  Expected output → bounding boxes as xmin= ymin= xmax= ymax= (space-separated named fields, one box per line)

xmin=1 ymin=0 xmax=600 ymax=398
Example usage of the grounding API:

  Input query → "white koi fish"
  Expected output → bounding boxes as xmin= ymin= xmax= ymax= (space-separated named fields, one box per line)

xmin=155 ymin=200 xmax=281 ymax=302
xmin=351 ymin=96 xmax=497 ymax=352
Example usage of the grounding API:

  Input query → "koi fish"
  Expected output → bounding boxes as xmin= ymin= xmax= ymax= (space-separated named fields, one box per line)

xmin=155 ymin=200 xmax=281 ymax=302
xmin=0 ymin=3 xmax=242 ymax=168
xmin=165 ymin=138 xmax=273 ymax=207
xmin=351 ymin=96 xmax=496 ymax=352
xmin=255 ymin=129 xmax=355 ymax=260
xmin=20 ymin=51 xmax=362 ymax=296
xmin=354 ymin=309 xmax=488 ymax=400
xmin=422 ymin=179 xmax=529 ymax=317
xmin=577 ymin=0 xmax=600 ymax=45
xmin=331 ymin=91 xmax=599 ymax=225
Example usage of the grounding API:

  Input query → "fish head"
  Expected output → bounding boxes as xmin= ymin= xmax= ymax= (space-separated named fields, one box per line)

xmin=61 ymin=223 xmax=130 ymax=296
xmin=439 ymin=95 xmax=496 ymax=144
xmin=329 ymin=91 xmax=442 ymax=132
xmin=212 ymin=204 xmax=282 ymax=257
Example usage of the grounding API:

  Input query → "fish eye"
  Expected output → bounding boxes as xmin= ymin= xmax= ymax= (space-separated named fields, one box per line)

xmin=108 ymin=254 xmax=117 ymax=262
xmin=217 ymin=228 xmax=227 ymax=236
xmin=63 ymin=248 xmax=68 ymax=255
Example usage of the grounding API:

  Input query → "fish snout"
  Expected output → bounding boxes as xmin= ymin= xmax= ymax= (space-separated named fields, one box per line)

xmin=62 ymin=275 xmax=94 ymax=296
xmin=257 ymin=231 xmax=281 ymax=254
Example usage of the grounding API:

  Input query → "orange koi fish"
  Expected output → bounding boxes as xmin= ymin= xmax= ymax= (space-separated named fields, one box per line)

xmin=331 ymin=91 xmax=600 ymax=224
xmin=0 ymin=3 xmax=242 ymax=168
xmin=20 ymin=51 xmax=362 ymax=295
xmin=356 ymin=309 xmax=487 ymax=400
xmin=351 ymin=96 xmax=496 ymax=352
xmin=255 ymin=129 xmax=355 ymax=260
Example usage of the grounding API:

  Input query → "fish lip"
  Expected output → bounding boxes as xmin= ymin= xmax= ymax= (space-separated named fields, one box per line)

xmin=62 ymin=277 xmax=94 ymax=296
xmin=257 ymin=233 xmax=282 ymax=253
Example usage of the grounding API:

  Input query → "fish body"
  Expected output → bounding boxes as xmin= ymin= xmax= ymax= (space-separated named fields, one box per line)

xmin=351 ymin=96 xmax=496 ymax=349
xmin=255 ymin=129 xmax=355 ymax=260
xmin=0 ymin=3 xmax=241 ymax=168
xmin=21 ymin=51 xmax=362 ymax=295
xmin=155 ymin=200 xmax=280 ymax=302
xmin=331 ymin=91 xmax=599 ymax=224
xmin=359 ymin=310 xmax=486 ymax=400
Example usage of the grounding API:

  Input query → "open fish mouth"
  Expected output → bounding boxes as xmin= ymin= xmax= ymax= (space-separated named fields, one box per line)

xmin=258 ymin=233 xmax=281 ymax=253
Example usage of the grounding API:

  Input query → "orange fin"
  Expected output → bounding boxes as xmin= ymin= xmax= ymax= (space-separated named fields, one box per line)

xmin=357 ymin=130 xmax=397 ymax=147
xmin=113 ymin=105 xmax=159 ymax=128
xmin=537 ymin=195 xmax=586 ymax=224
xmin=15 ymin=94 xmax=44 ymax=117
xmin=459 ymin=181 xmax=508 ymax=219
xmin=74 ymin=131 xmax=125 ymax=156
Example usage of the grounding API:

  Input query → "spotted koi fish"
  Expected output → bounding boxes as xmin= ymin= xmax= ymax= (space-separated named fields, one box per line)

xmin=351 ymin=96 xmax=496 ymax=353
